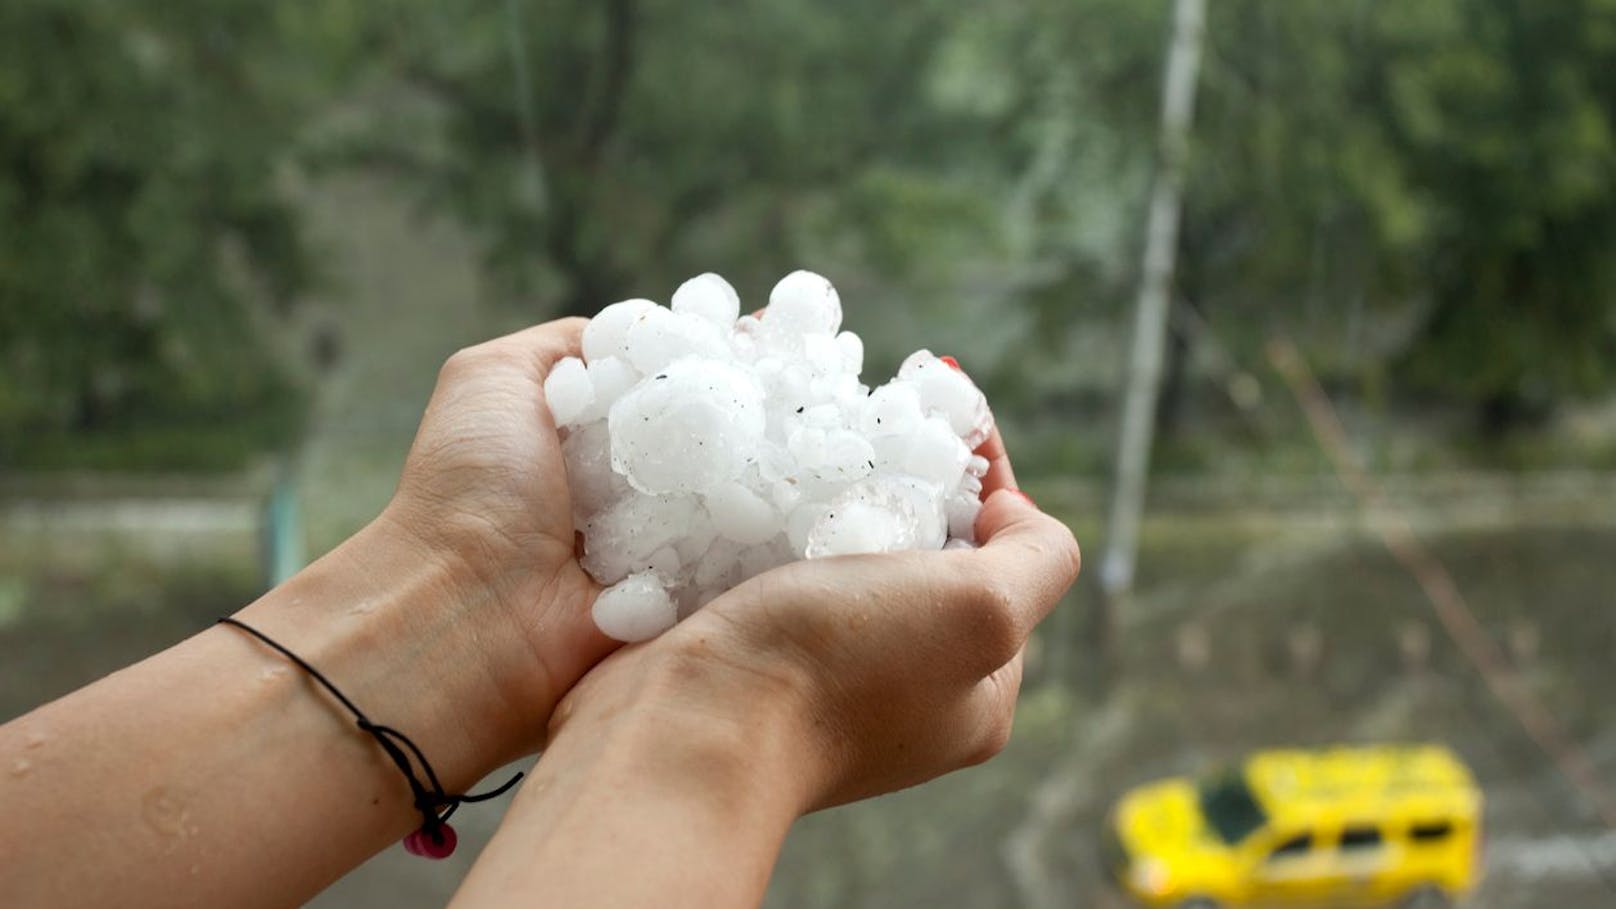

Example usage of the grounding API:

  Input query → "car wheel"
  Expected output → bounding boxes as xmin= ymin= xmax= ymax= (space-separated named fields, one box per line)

xmin=1175 ymin=899 xmax=1220 ymax=909
xmin=1400 ymin=884 xmax=1451 ymax=909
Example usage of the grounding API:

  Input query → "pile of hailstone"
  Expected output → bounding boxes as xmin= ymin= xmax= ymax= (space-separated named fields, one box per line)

xmin=544 ymin=270 xmax=993 ymax=642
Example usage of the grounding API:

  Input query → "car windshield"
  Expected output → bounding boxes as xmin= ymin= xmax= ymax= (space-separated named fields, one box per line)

xmin=1197 ymin=771 xmax=1268 ymax=844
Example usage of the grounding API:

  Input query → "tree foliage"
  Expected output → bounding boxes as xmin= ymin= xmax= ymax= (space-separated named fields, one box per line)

xmin=0 ymin=0 xmax=316 ymax=468
xmin=1375 ymin=0 xmax=1616 ymax=428
xmin=349 ymin=0 xmax=1616 ymax=430
xmin=6 ymin=0 xmax=1616 ymax=470
xmin=1182 ymin=0 xmax=1616 ymax=430
xmin=327 ymin=0 xmax=1020 ymax=315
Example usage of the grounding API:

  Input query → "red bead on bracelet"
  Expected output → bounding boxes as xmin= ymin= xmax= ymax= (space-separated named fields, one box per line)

xmin=402 ymin=823 xmax=458 ymax=859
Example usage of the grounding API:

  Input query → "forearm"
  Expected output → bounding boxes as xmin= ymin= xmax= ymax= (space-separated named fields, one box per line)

xmin=451 ymin=654 xmax=808 ymax=909
xmin=0 ymin=515 xmax=535 ymax=909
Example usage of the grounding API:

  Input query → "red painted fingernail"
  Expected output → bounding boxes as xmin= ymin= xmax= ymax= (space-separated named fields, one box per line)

xmin=404 ymin=824 xmax=458 ymax=859
xmin=939 ymin=355 xmax=962 ymax=371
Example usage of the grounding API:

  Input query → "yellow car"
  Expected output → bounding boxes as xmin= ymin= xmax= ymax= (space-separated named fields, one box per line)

xmin=1101 ymin=745 xmax=1482 ymax=908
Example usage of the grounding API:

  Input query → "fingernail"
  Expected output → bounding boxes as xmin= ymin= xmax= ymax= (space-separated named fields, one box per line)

xmin=939 ymin=355 xmax=962 ymax=372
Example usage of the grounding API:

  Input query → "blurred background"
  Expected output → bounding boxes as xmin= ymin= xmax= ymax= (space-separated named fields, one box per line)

xmin=3 ymin=0 xmax=1615 ymax=906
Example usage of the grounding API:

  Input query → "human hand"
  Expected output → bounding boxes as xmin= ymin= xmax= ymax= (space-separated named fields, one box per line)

xmin=0 ymin=320 xmax=623 ymax=909
xmin=247 ymin=320 xmax=615 ymax=789
xmin=545 ymin=427 xmax=1080 ymax=813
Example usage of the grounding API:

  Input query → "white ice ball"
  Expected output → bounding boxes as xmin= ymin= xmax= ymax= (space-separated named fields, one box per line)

xmin=883 ymin=475 xmax=949 ymax=550
xmin=766 ymin=269 xmax=842 ymax=336
xmin=899 ymin=416 xmax=972 ymax=489
xmin=624 ymin=307 xmax=730 ymax=375
xmin=805 ymin=478 xmax=921 ymax=558
xmin=608 ymin=358 xmax=765 ymax=494
xmin=588 ymin=356 xmax=639 ymax=411
xmin=898 ymin=350 xmax=994 ymax=449
xmin=704 ymin=481 xmax=779 ymax=545
xmin=570 ymin=271 xmax=1001 ymax=641
xmin=861 ymin=382 xmax=924 ymax=437
xmin=543 ymin=356 xmax=594 ymax=427
xmin=671 ymin=272 xmax=741 ymax=325
xmin=946 ymin=490 xmax=983 ymax=544
xmin=815 ymin=429 xmax=876 ymax=483
xmin=803 ymin=334 xmax=844 ymax=376
xmin=583 ymin=299 xmax=658 ymax=362
xmin=835 ymin=331 xmax=864 ymax=374
xmin=562 ymin=420 xmax=628 ymax=522
xmin=581 ymin=492 xmax=699 ymax=585
xmin=592 ymin=572 xmax=677 ymax=642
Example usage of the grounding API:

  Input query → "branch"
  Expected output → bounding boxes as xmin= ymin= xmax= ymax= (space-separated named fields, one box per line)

xmin=574 ymin=0 xmax=638 ymax=159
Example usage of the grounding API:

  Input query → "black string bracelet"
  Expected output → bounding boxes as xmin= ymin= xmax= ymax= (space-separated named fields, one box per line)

xmin=217 ymin=616 xmax=523 ymax=859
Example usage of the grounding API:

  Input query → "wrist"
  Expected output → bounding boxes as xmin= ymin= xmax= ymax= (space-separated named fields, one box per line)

xmin=368 ymin=497 xmax=611 ymax=750
xmin=548 ymin=639 xmax=822 ymax=820
xmin=455 ymin=647 xmax=808 ymax=909
xmin=233 ymin=514 xmax=540 ymax=792
xmin=466 ymin=645 xmax=807 ymax=907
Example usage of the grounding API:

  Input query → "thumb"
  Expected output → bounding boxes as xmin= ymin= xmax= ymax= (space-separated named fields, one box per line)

xmin=480 ymin=317 xmax=590 ymax=379
xmin=967 ymin=488 xmax=1082 ymax=631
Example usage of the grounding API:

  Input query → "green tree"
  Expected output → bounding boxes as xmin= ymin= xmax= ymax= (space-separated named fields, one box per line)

xmin=333 ymin=1 xmax=1050 ymax=323
xmin=0 ymin=0 xmax=317 ymax=469
xmin=1135 ymin=0 xmax=1616 ymax=435
xmin=1374 ymin=0 xmax=1616 ymax=432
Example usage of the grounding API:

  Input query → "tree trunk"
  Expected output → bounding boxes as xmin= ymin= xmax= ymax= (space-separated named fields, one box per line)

xmin=1155 ymin=295 xmax=1196 ymax=443
xmin=1092 ymin=0 xmax=1208 ymax=684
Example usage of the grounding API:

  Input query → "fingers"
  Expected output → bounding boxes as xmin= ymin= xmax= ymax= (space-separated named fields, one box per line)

xmin=962 ymin=650 xmax=1024 ymax=767
xmin=973 ymin=422 xmax=1018 ymax=498
xmin=948 ymin=489 xmax=1081 ymax=662
xmin=449 ymin=317 xmax=588 ymax=382
xmin=487 ymin=317 xmax=588 ymax=376
xmin=781 ymin=485 xmax=1075 ymax=681
xmin=973 ymin=489 xmax=1082 ymax=608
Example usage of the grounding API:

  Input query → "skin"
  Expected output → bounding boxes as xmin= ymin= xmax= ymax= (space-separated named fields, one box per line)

xmin=0 ymin=319 xmax=1080 ymax=909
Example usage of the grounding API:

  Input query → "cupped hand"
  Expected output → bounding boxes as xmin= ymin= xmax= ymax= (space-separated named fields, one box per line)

xmin=548 ymin=427 xmax=1081 ymax=812
xmin=376 ymin=318 xmax=615 ymax=756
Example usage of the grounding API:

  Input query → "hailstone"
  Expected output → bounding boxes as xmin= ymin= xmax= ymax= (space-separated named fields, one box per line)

xmin=549 ymin=270 xmax=995 ymax=641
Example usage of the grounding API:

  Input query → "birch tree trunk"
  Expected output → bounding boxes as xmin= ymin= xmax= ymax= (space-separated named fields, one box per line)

xmin=1093 ymin=0 xmax=1208 ymax=671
